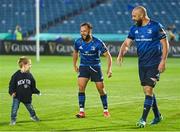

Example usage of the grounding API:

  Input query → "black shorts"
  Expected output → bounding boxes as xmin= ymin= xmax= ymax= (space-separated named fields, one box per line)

xmin=78 ymin=66 xmax=103 ymax=82
xmin=139 ymin=65 xmax=160 ymax=88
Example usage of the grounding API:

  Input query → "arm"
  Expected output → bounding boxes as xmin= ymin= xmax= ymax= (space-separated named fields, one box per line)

xmin=117 ymin=38 xmax=133 ymax=65
xmin=73 ymin=50 xmax=79 ymax=73
xmin=158 ymin=38 xmax=169 ymax=73
xmin=31 ymin=76 xmax=40 ymax=94
xmin=9 ymin=75 xmax=16 ymax=97
xmin=103 ymin=51 xmax=112 ymax=78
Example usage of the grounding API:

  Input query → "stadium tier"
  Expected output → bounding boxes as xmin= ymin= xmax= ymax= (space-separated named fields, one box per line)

xmin=0 ymin=0 xmax=179 ymax=36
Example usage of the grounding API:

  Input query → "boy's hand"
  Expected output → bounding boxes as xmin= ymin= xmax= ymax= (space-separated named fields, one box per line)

xmin=12 ymin=92 xmax=16 ymax=97
xmin=37 ymin=93 xmax=42 ymax=96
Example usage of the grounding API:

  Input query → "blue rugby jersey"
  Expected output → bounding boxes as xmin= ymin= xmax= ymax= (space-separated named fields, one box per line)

xmin=128 ymin=20 xmax=166 ymax=67
xmin=74 ymin=36 xmax=108 ymax=66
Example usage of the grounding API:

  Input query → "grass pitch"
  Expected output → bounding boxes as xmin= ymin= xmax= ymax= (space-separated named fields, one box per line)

xmin=0 ymin=55 xmax=180 ymax=131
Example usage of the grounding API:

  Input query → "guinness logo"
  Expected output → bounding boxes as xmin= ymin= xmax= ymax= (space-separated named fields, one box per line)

xmin=4 ymin=42 xmax=12 ymax=53
xmin=48 ymin=42 xmax=56 ymax=54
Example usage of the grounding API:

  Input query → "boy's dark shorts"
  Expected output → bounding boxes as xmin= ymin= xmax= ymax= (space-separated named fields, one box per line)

xmin=78 ymin=66 xmax=103 ymax=82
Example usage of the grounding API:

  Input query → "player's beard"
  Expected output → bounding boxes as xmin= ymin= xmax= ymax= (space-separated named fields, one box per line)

xmin=81 ymin=34 xmax=91 ymax=42
xmin=135 ymin=19 xmax=143 ymax=26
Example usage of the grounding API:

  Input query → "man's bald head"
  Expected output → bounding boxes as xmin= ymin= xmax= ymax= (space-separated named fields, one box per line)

xmin=133 ymin=6 xmax=147 ymax=17
xmin=131 ymin=6 xmax=149 ymax=26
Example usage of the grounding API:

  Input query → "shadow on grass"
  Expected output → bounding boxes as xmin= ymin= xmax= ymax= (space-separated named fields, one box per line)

xmin=58 ymin=124 xmax=140 ymax=131
xmin=0 ymin=122 xmax=10 ymax=126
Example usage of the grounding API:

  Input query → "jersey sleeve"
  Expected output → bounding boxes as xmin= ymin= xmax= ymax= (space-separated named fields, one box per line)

xmin=9 ymin=74 xmax=16 ymax=95
xmin=127 ymin=26 xmax=135 ymax=40
xmin=157 ymin=23 xmax=166 ymax=40
xmin=74 ymin=40 xmax=79 ymax=51
xmin=98 ymin=40 xmax=108 ymax=55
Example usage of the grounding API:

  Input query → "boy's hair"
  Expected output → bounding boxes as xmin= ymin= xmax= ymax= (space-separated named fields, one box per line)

xmin=18 ymin=56 xmax=30 ymax=68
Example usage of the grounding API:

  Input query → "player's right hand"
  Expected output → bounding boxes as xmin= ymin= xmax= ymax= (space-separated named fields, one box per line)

xmin=74 ymin=65 xmax=79 ymax=73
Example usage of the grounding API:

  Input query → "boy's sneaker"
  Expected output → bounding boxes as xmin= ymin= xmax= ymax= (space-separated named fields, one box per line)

xmin=150 ymin=114 xmax=163 ymax=125
xmin=136 ymin=118 xmax=146 ymax=128
xmin=31 ymin=115 xmax=40 ymax=122
xmin=76 ymin=111 xmax=85 ymax=118
xmin=10 ymin=120 xmax=16 ymax=125
xmin=103 ymin=111 xmax=110 ymax=118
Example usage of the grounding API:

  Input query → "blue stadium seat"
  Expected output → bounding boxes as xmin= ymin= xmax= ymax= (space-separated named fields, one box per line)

xmin=0 ymin=0 xmax=179 ymax=35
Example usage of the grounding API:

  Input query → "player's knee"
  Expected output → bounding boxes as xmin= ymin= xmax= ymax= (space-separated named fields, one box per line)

xmin=144 ymin=86 xmax=153 ymax=96
xmin=96 ymin=82 xmax=104 ymax=88
xmin=79 ymin=87 xmax=85 ymax=92
xmin=98 ymin=88 xmax=106 ymax=95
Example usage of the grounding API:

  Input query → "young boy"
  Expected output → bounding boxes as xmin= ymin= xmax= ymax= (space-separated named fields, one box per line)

xmin=9 ymin=56 xmax=40 ymax=125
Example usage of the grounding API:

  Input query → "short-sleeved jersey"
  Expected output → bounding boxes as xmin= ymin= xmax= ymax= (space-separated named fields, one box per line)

xmin=128 ymin=20 xmax=166 ymax=67
xmin=74 ymin=36 xmax=108 ymax=66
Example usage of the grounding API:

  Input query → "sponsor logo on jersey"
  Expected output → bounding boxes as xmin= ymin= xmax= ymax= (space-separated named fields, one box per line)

xmin=79 ymin=46 xmax=83 ymax=50
xmin=135 ymin=30 xmax=139 ymax=34
xmin=91 ymin=46 xmax=95 ymax=51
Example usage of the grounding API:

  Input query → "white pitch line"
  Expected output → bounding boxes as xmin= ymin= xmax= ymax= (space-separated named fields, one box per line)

xmin=0 ymin=95 xmax=179 ymax=116
xmin=0 ymin=93 xmax=180 ymax=100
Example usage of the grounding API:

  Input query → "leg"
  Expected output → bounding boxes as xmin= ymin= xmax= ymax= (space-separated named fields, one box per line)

xmin=76 ymin=77 xmax=89 ymax=118
xmin=152 ymin=94 xmax=160 ymax=118
xmin=143 ymin=65 xmax=162 ymax=124
xmin=76 ymin=66 xmax=90 ymax=118
xmin=95 ymin=82 xmax=110 ymax=117
xmin=95 ymin=82 xmax=108 ymax=109
xmin=11 ymin=98 xmax=20 ymax=122
xmin=137 ymin=66 xmax=154 ymax=127
xmin=149 ymin=72 xmax=161 ymax=119
xmin=24 ymin=103 xmax=36 ymax=117
xmin=90 ymin=66 xmax=110 ymax=117
xmin=24 ymin=103 xmax=39 ymax=121
xmin=78 ymin=77 xmax=89 ymax=110
xmin=136 ymin=86 xmax=153 ymax=128
xmin=142 ymin=86 xmax=154 ymax=121
xmin=150 ymin=94 xmax=163 ymax=125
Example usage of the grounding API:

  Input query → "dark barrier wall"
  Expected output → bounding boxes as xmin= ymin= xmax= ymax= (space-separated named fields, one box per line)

xmin=0 ymin=40 xmax=180 ymax=57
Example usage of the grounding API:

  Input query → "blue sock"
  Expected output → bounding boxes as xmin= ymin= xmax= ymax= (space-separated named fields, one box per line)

xmin=78 ymin=92 xmax=85 ymax=108
xmin=142 ymin=95 xmax=153 ymax=121
xmin=100 ymin=94 xmax=108 ymax=110
xmin=152 ymin=94 xmax=160 ymax=118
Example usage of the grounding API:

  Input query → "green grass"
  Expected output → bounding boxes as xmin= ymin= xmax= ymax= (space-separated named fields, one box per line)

xmin=0 ymin=55 xmax=180 ymax=131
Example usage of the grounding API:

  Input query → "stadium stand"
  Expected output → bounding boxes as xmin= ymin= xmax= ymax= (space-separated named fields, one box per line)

xmin=0 ymin=0 xmax=179 ymax=38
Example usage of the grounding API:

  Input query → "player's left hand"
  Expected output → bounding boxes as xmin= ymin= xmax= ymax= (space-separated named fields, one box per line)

xmin=117 ymin=56 xmax=123 ymax=66
xmin=74 ymin=65 xmax=79 ymax=73
xmin=107 ymin=71 xmax=112 ymax=78
xmin=158 ymin=60 xmax=166 ymax=73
